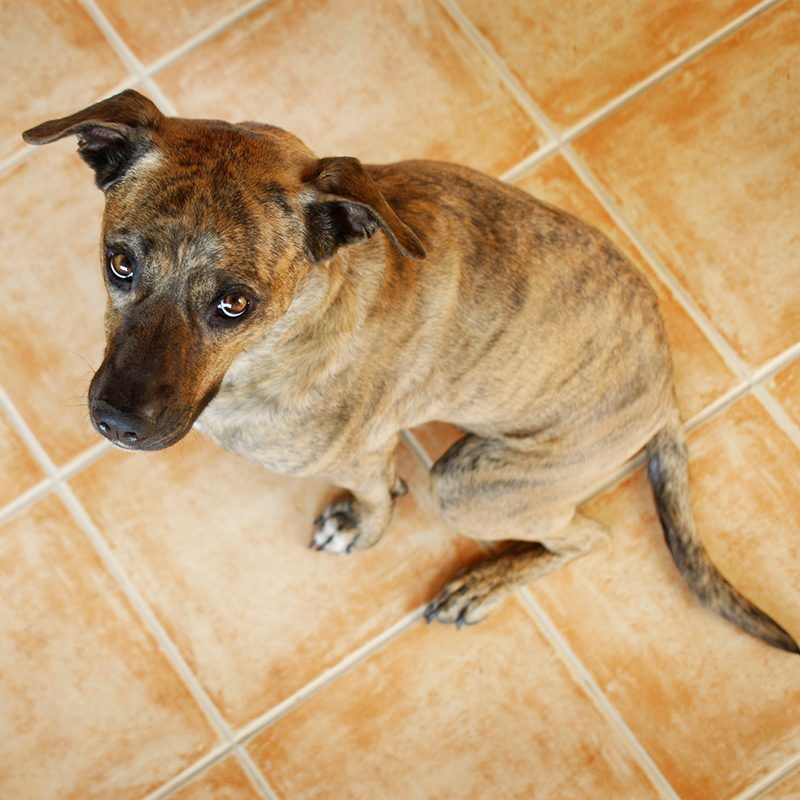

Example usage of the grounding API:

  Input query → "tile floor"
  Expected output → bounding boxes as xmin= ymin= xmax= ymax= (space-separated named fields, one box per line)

xmin=1 ymin=1 xmax=798 ymax=798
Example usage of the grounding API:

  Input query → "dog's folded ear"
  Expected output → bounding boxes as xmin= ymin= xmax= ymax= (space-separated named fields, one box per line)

xmin=22 ymin=89 xmax=163 ymax=190
xmin=302 ymin=156 xmax=426 ymax=262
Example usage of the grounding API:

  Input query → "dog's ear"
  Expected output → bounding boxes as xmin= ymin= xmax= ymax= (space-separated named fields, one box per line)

xmin=302 ymin=156 xmax=426 ymax=262
xmin=22 ymin=90 xmax=163 ymax=190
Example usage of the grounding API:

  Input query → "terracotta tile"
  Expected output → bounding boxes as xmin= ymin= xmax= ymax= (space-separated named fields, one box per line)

xmin=0 ymin=143 xmax=107 ymax=465
xmin=411 ymin=421 xmax=464 ymax=464
xmin=769 ymin=357 xmax=800 ymax=429
xmin=761 ymin=767 xmax=800 ymax=800
xmin=95 ymin=0 xmax=244 ymax=65
xmin=0 ymin=494 xmax=216 ymax=800
xmin=70 ymin=435 xmax=481 ymax=728
xmin=165 ymin=756 xmax=262 ymax=800
xmin=0 ymin=408 xmax=44 ymax=508
xmin=1 ymin=0 xmax=128 ymax=162
xmin=157 ymin=0 xmax=544 ymax=174
xmin=574 ymin=3 xmax=800 ymax=367
xmin=248 ymin=599 xmax=660 ymax=799
xmin=533 ymin=395 xmax=800 ymax=799
xmin=457 ymin=0 xmax=755 ymax=129
xmin=514 ymin=156 xmax=736 ymax=420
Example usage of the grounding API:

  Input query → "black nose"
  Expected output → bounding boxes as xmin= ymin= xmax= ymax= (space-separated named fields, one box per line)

xmin=91 ymin=399 xmax=155 ymax=446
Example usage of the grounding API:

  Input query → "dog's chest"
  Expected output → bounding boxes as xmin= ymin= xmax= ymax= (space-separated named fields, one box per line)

xmin=195 ymin=382 xmax=358 ymax=477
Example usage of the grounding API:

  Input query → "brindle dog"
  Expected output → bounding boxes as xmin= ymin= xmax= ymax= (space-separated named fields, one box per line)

xmin=23 ymin=90 xmax=797 ymax=653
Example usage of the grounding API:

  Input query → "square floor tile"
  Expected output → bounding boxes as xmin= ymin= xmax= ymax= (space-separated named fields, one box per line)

xmin=1 ymin=0 xmax=128 ymax=162
xmin=533 ymin=395 xmax=800 ymax=799
xmin=248 ymin=599 xmax=661 ymax=799
xmin=156 ymin=0 xmax=544 ymax=174
xmin=574 ymin=2 xmax=800 ymax=366
xmin=70 ymin=435 xmax=481 ymax=728
xmin=514 ymin=155 xmax=736 ymax=420
xmin=457 ymin=0 xmax=756 ymax=129
xmin=0 ymin=143 xmax=107 ymax=465
xmin=164 ymin=755 xmax=262 ymax=799
xmin=0 ymin=494 xmax=216 ymax=800
xmin=95 ymin=0 xmax=244 ymax=66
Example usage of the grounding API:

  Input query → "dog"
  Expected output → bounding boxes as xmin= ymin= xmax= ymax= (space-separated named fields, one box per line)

xmin=22 ymin=89 xmax=797 ymax=653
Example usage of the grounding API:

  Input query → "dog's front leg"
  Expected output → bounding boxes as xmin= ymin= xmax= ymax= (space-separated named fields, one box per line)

xmin=309 ymin=437 xmax=407 ymax=555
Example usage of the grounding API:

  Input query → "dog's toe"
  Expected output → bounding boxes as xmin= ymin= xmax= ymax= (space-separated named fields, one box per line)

xmin=309 ymin=501 xmax=360 ymax=554
xmin=424 ymin=576 xmax=502 ymax=628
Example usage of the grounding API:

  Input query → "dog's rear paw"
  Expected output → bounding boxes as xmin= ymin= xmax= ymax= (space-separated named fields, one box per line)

xmin=309 ymin=500 xmax=361 ymax=554
xmin=423 ymin=574 xmax=504 ymax=629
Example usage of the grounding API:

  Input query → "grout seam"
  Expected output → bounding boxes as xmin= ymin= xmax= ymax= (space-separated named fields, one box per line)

xmin=145 ymin=742 xmax=233 ymax=800
xmin=146 ymin=606 xmax=422 ymax=798
xmin=732 ymin=752 xmax=800 ymax=800
xmin=516 ymin=590 xmax=681 ymax=800
xmin=751 ymin=385 xmax=800 ymax=449
xmin=233 ymin=748 xmax=279 ymax=800
xmin=556 ymin=0 xmax=783 ymax=144
xmin=400 ymin=429 xmax=433 ymax=470
xmin=236 ymin=607 xmax=423 ymax=743
xmin=145 ymin=0 xmax=273 ymax=78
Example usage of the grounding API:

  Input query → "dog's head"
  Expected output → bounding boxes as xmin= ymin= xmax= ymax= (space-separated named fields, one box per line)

xmin=23 ymin=90 xmax=424 ymax=451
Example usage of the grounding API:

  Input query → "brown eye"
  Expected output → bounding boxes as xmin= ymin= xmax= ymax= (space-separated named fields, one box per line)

xmin=108 ymin=252 xmax=134 ymax=281
xmin=217 ymin=293 xmax=249 ymax=318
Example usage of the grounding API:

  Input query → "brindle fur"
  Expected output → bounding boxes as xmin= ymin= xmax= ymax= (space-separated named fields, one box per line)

xmin=23 ymin=90 xmax=797 ymax=653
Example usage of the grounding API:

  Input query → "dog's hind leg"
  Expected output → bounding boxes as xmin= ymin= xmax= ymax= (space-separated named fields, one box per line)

xmin=425 ymin=434 xmax=612 ymax=626
xmin=310 ymin=436 xmax=406 ymax=554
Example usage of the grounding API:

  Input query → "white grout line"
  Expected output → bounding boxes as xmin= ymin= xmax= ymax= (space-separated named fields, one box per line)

xmin=59 ymin=438 xmax=114 ymax=479
xmin=234 ymin=748 xmax=280 ymax=800
xmin=557 ymin=0 xmax=783 ymax=144
xmin=56 ymin=481 xmax=234 ymax=734
xmin=516 ymin=590 xmax=681 ymax=800
xmin=499 ymin=140 xmax=558 ymax=183
xmin=0 ymin=144 xmax=37 ymax=178
xmin=145 ymin=606 xmax=422 ymax=799
xmin=732 ymin=752 xmax=800 ymax=800
xmin=237 ymin=606 xmax=423 ymax=743
xmin=752 ymin=385 xmax=800 ymax=449
xmin=78 ymin=0 xmax=146 ymax=78
xmin=145 ymin=0 xmax=274 ymax=77
xmin=439 ymin=0 xmax=557 ymax=138
xmin=145 ymin=741 xmax=233 ymax=800
xmin=0 ymin=477 xmax=56 ymax=527
xmin=400 ymin=429 xmax=433 ymax=470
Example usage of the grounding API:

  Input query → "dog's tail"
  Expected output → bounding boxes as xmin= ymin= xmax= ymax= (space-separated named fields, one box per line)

xmin=646 ymin=410 xmax=798 ymax=654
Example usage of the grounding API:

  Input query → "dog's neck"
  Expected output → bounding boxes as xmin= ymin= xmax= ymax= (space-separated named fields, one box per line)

xmin=218 ymin=237 xmax=393 ymax=402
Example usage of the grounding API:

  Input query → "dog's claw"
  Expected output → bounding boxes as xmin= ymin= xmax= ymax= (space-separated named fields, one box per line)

xmin=424 ymin=580 xmax=494 ymax=628
xmin=391 ymin=477 xmax=409 ymax=499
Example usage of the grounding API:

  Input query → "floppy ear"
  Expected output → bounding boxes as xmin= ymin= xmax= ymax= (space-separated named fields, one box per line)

xmin=22 ymin=89 xmax=163 ymax=190
xmin=302 ymin=156 xmax=426 ymax=262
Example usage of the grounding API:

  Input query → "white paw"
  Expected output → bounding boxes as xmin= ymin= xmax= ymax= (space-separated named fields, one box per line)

xmin=309 ymin=501 xmax=360 ymax=554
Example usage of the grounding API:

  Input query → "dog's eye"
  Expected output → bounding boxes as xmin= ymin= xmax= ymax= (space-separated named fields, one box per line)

xmin=108 ymin=252 xmax=134 ymax=281
xmin=217 ymin=293 xmax=249 ymax=318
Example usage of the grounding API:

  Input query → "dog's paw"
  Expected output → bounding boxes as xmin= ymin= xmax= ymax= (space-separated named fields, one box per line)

xmin=309 ymin=499 xmax=361 ymax=554
xmin=423 ymin=573 xmax=504 ymax=629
